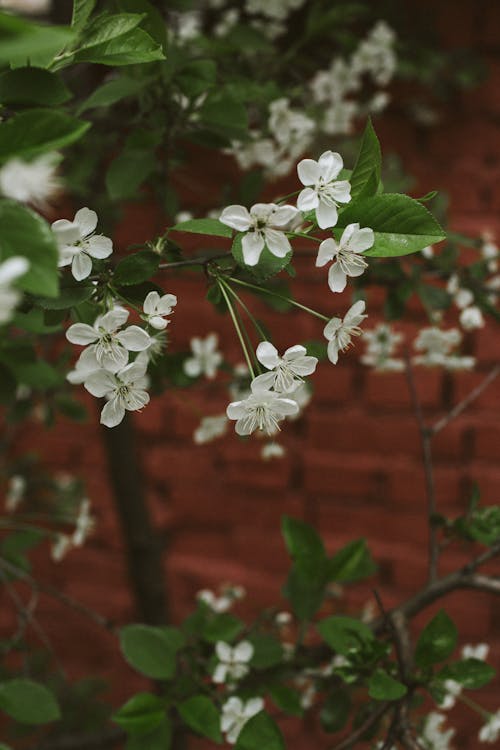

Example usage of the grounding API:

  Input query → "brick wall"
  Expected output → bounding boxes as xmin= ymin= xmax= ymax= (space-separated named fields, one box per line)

xmin=4 ymin=2 xmax=500 ymax=747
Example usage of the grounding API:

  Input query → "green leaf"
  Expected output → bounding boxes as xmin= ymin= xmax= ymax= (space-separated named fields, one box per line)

xmin=0 ymin=14 xmax=74 ymax=66
xmin=0 ymin=679 xmax=60 ymax=724
xmin=268 ymin=685 xmax=303 ymax=717
xmin=417 ymin=284 xmax=451 ymax=310
xmin=11 ymin=309 xmax=62 ymax=334
xmin=283 ymin=565 xmax=326 ymax=621
xmin=8 ymin=360 xmax=64 ymax=389
xmin=0 ymin=68 xmax=70 ymax=106
xmin=119 ymin=624 xmax=183 ymax=680
xmin=75 ymin=13 xmax=145 ymax=51
xmin=232 ymin=233 xmax=292 ymax=281
xmin=37 ymin=282 xmax=95 ymax=310
xmin=199 ymin=91 xmax=248 ymax=140
xmin=350 ymin=119 xmax=382 ymax=201
xmin=74 ymin=28 xmax=164 ymax=66
xmin=328 ymin=539 xmax=376 ymax=583
xmin=0 ymin=200 xmax=59 ymax=297
xmin=177 ymin=59 xmax=217 ymax=98
xmin=234 ymin=712 xmax=285 ymax=750
xmin=72 ymin=0 xmax=97 ymax=31
xmin=125 ymin=717 xmax=171 ymax=750
xmin=178 ymin=695 xmax=222 ymax=743
xmin=113 ymin=693 xmax=165 ymax=735
xmin=201 ymin=613 xmax=244 ymax=643
xmin=415 ymin=610 xmax=458 ymax=668
xmin=337 ymin=194 xmax=446 ymax=257
xmin=281 ymin=515 xmax=327 ymax=578
xmin=320 ymin=687 xmax=351 ymax=732
xmin=467 ymin=506 xmax=500 ymax=545
xmin=368 ymin=669 xmax=407 ymax=700
xmin=113 ymin=251 xmax=159 ymax=286
xmin=247 ymin=634 xmax=283 ymax=669
xmin=171 ymin=218 xmax=233 ymax=238
xmin=77 ymin=75 xmax=150 ymax=114
xmin=317 ymin=616 xmax=373 ymax=656
xmin=438 ymin=659 xmax=495 ymax=690
xmin=105 ymin=148 xmax=156 ymax=200
xmin=0 ymin=110 xmax=89 ymax=163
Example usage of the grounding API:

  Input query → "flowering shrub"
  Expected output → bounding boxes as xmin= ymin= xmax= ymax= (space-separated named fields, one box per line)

xmin=0 ymin=2 xmax=499 ymax=750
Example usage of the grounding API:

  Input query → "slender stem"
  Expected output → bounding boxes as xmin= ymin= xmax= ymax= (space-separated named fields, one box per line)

xmin=275 ymin=189 xmax=300 ymax=203
xmin=217 ymin=280 xmax=256 ymax=378
xmin=430 ymin=364 xmax=500 ymax=435
xmin=157 ymin=252 xmax=230 ymax=271
xmin=229 ymin=276 xmax=329 ymax=321
xmin=287 ymin=231 xmax=321 ymax=242
xmin=220 ymin=279 xmax=268 ymax=341
xmin=329 ymin=702 xmax=391 ymax=750
xmin=457 ymin=692 xmax=491 ymax=720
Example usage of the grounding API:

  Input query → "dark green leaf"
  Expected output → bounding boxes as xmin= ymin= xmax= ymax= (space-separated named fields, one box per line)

xmin=37 ymin=282 xmax=95 ymax=310
xmin=0 ymin=68 xmax=70 ymax=106
xmin=234 ymin=712 xmax=284 ymax=750
xmin=0 ymin=14 xmax=74 ymax=66
xmin=113 ymin=251 xmax=159 ymax=286
xmin=417 ymin=284 xmax=451 ymax=310
xmin=106 ymin=148 xmax=156 ymax=200
xmin=232 ymin=233 xmax=292 ymax=281
xmin=0 ymin=110 xmax=89 ymax=163
xmin=328 ymin=539 xmax=376 ymax=583
xmin=368 ymin=669 xmax=407 ymax=700
xmin=247 ymin=634 xmax=283 ymax=669
xmin=199 ymin=91 xmax=248 ymax=140
xmin=177 ymin=59 xmax=217 ymax=98
xmin=178 ymin=695 xmax=222 ymax=743
xmin=8 ymin=360 xmax=64 ymax=389
xmin=283 ymin=564 xmax=325 ymax=621
xmin=317 ymin=616 xmax=373 ymax=655
xmin=72 ymin=0 xmax=97 ymax=31
xmin=77 ymin=75 xmax=150 ymax=114
xmin=268 ymin=685 xmax=303 ymax=717
xmin=0 ymin=679 xmax=60 ymax=724
xmin=438 ymin=659 xmax=495 ymax=690
xmin=11 ymin=308 xmax=61 ymax=333
xmin=113 ymin=693 xmax=165 ymax=734
xmin=119 ymin=624 xmax=182 ymax=680
xmin=415 ymin=610 xmax=458 ymax=668
xmin=125 ymin=717 xmax=171 ymax=750
xmin=350 ymin=118 xmax=381 ymax=201
xmin=171 ymin=218 xmax=233 ymax=238
xmin=320 ymin=687 xmax=351 ymax=732
xmin=74 ymin=28 xmax=164 ymax=66
xmin=76 ymin=13 xmax=145 ymax=51
xmin=201 ymin=613 xmax=244 ymax=643
xmin=281 ymin=515 xmax=327 ymax=577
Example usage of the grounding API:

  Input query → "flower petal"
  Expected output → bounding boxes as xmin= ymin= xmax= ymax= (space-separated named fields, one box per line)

xmin=234 ymin=641 xmax=254 ymax=662
xmin=345 ymin=300 xmax=366 ymax=322
xmin=51 ymin=219 xmax=80 ymax=245
xmin=272 ymin=205 xmax=298 ymax=226
xmin=242 ymin=232 xmax=264 ymax=266
xmin=71 ymin=251 xmax=92 ymax=281
xmin=264 ymin=228 xmax=290 ymax=258
xmin=66 ymin=323 xmax=98 ymax=345
xmin=117 ymin=325 xmax=151 ymax=351
xmin=84 ymin=370 xmax=116 ymax=397
xmin=97 ymin=308 xmax=129 ymax=332
xmin=74 ymin=207 xmax=98 ymax=237
xmin=85 ymin=234 xmax=113 ymax=259
xmin=327 ymin=339 xmax=340 ymax=364
xmin=328 ymin=263 xmax=347 ymax=293
xmin=331 ymin=180 xmax=351 ymax=204
xmin=318 ymin=150 xmax=343 ymax=181
xmin=297 ymin=158 xmax=320 ymax=186
xmin=226 ymin=400 xmax=246 ymax=420
xmin=297 ymin=187 xmax=318 ymax=212
xmin=216 ymin=641 xmax=232 ymax=661
xmin=349 ymin=227 xmax=374 ymax=252
xmin=256 ymin=341 xmax=279 ymax=369
xmin=143 ymin=291 xmax=159 ymax=314
xmin=316 ymin=238 xmax=337 ymax=267
xmin=316 ymin=200 xmax=338 ymax=229
xmin=220 ymin=205 xmax=252 ymax=232
xmin=100 ymin=397 xmax=125 ymax=428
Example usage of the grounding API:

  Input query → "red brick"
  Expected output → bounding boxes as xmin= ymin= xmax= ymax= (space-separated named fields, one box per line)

xmin=313 ymin=363 xmax=354 ymax=404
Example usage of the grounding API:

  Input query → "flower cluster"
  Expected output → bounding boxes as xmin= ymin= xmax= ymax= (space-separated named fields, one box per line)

xmin=52 ymin=208 xmax=113 ymax=281
xmin=413 ymin=327 xmax=475 ymax=371
xmin=361 ymin=323 xmax=405 ymax=372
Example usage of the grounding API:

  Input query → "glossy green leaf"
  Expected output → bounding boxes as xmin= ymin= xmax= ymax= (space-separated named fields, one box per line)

xmin=76 ymin=13 xmax=145 ymax=51
xmin=74 ymin=28 xmax=164 ymax=66
xmin=328 ymin=539 xmax=376 ymax=583
xmin=317 ymin=615 xmax=373 ymax=655
xmin=77 ymin=74 xmax=150 ymax=113
xmin=0 ymin=68 xmax=70 ymax=106
xmin=368 ymin=668 xmax=407 ymax=700
xmin=234 ymin=712 xmax=285 ymax=750
xmin=282 ymin=515 xmax=327 ymax=577
xmin=113 ymin=692 xmax=165 ymax=734
xmin=178 ymin=695 xmax=222 ymax=743
xmin=232 ymin=233 xmax=292 ymax=281
xmin=438 ymin=659 xmax=495 ymax=690
xmin=113 ymin=251 xmax=159 ymax=286
xmin=350 ymin=118 xmax=381 ymax=200
xmin=172 ymin=218 xmax=233 ymax=238
xmin=0 ymin=14 xmax=74 ymax=66
xmin=0 ymin=679 xmax=60 ymax=724
xmin=72 ymin=0 xmax=97 ymax=31
xmin=119 ymin=624 xmax=182 ymax=680
xmin=415 ymin=610 xmax=458 ymax=668
xmin=0 ymin=110 xmax=89 ymax=163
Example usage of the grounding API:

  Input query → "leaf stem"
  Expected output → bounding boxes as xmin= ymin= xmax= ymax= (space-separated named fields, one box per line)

xmin=229 ymin=277 xmax=329 ymax=322
xmin=217 ymin=280 xmax=256 ymax=378
xmin=219 ymin=279 xmax=267 ymax=341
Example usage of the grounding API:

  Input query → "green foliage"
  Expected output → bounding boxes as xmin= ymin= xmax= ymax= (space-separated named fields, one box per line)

xmin=201 ymin=613 xmax=244 ymax=643
xmin=368 ymin=668 xmax=407 ymax=700
xmin=77 ymin=74 xmax=151 ymax=114
xmin=438 ymin=659 xmax=495 ymax=690
xmin=234 ymin=712 xmax=285 ymax=750
xmin=247 ymin=634 xmax=283 ymax=669
xmin=125 ymin=717 xmax=172 ymax=750
xmin=0 ymin=110 xmax=89 ymax=163
xmin=113 ymin=692 xmax=166 ymax=734
xmin=0 ymin=68 xmax=70 ymax=106
xmin=232 ymin=234 xmax=292 ymax=281
xmin=113 ymin=251 xmax=160 ymax=286
xmin=172 ymin=218 xmax=233 ymax=238
xmin=350 ymin=118 xmax=382 ymax=201
xmin=328 ymin=539 xmax=377 ymax=583
xmin=73 ymin=28 xmax=164 ymax=66
xmin=268 ymin=685 xmax=303 ymax=717
xmin=178 ymin=695 xmax=222 ymax=743
xmin=0 ymin=678 xmax=61 ymax=724
xmin=119 ymin=624 xmax=184 ymax=680
xmin=317 ymin=616 xmax=374 ymax=655
xmin=105 ymin=148 xmax=156 ymax=200
xmin=198 ymin=90 xmax=249 ymax=140
xmin=415 ymin=610 xmax=458 ymax=668
xmin=320 ymin=687 xmax=351 ymax=732
xmin=0 ymin=12 xmax=74 ymax=66
xmin=282 ymin=515 xmax=327 ymax=578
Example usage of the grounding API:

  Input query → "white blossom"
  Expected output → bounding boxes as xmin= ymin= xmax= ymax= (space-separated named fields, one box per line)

xmin=220 ymin=203 xmax=297 ymax=266
xmin=51 ymin=533 xmax=72 ymax=563
xmin=479 ymin=710 xmax=500 ymax=744
xmin=184 ymin=333 xmax=222 ymax=379
xmin=72 ymin=499 xmax=94 ymax=547
xmin=261 ymin=441 xmax=285 ymax=460
xmin=245 ymin=0 xmax=305 ymax=21
xmin=460 ymin=305 xmax=484 ymax=331
xmin=316 ymin=223 xmax=374 ymax=292
xmin=268 ymin=98 xmax=315 ymax=150
xmin=142 ymin=291 xmax=177 ymax=330
xmin=66 ymin=347 xmax=101 ymax=384
xmin=220 ymin=696 xmax=264 ymax=744
xmin=438 ymin=679 xmax=462 ymax=710
xmin=213 ymin=641 xmax=254 ymax=684
xmin=413 ymin=327 xmax=475 ymax=370
xmin=421 ymin=712 xmax=455 ymax=750
xmin=256 ymin=341 xmax=318 ymax=393
xmin=481 ymin=232 xmax=498 ymax=273
xmin=84 ymin=361 xmax=150 ymax=428
xmin=322 ymin=99 xmax=359 ymax=136
xmin=175 ymin=10 xmax=201 ymax=41
xmin=0 ymin=153 xmax=60 ymax=208
xmin=0 ymin=256 xmax=30 ymax=324
xmin=5 ymin=475 xmax=26 ymax=513
xmin=194 ymin=415 xmax=228 ymax=444
xmin=287 ymin=381 xmax=311 ymax=419
xmin=421 ymin=245 xmax=435 ymax=259
xmin=350 ymin=21 xmax=397 ymax=86
xmin=323 ymin=300 xmax=367 ymax=364
xmin=197 ymin=588 xmax=238 ymax=613
xmin=297 ymin=151 xmax=351 ymax=229
xmin=461 ymin=643 xmax=489 ymax=661
xmin=227 ymin=377 xmax=299 ymax=436
xmin=66 ymin=308 xmax=151 ymax=373
xmin=361 ymin=324 xmax=404 ymax=372
xmin=52 ymin=208 xmax=113 ymax=281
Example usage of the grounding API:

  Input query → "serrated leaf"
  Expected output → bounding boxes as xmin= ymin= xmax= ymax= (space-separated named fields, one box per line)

xmin=113 ymin=251 xmax=159 ymax=286
xmin=337 ymin=194 xmax=446 ymax=257
xmin=234 ymin=712 xmax=285 ymax=750
xmin=74 ymin=28 xmax=164 ymax=66
xmin=438 ymin=659 xmax=495 ymax=690
xmin=77 ymin=75 xmax=150 ymax=114
xmin=0 ymin=679 xmax=60 ymax=724
xmin=317 ymin=616 xmax=373 ymax=655
xmin=171 ymin=218 xmax=233 ymax=238
xmin=350 ymin=118 xmax=381 ymax=201
xmin=232 ymin=233 xmax=292 ymax=281
xmin=72 ymin=0 xmax=97 ymax=31
xmin=281 ymin=515 xmax=327 ymax=577
xmin=76 ymin=13 xmax=145 ymax=51
xmin=368 ymin=669 xmax=407 ymax=700
xmin=178 ymin=695 xmax=222 ymax=743
xmin=113 ymin=693 xmax=165 ymax=734
xmin=0 ymin=68 xmax=70 ymax=106
xmin=415 ymin=610 xmax=457 ymax=668
xmin=0 ymin=109 xmax=89 ymax=163
xmin=328 ymin=539 xmax=376 ymax=583
xmin=119 ymin=625 xmax=182 ymax=680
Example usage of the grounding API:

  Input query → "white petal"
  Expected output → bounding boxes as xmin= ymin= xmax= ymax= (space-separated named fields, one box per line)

xmin=274 ymin=397 xmax=300 ymax=417
xmin=264 ymin=229 xmax=291 ymax=258
xmin=117 ymin=326 xmax=151 ymax=352
xmin=318 ymin=150 xmax=343 ymax=181
xmin=316 ymin=239 xmax=338 ymax=268
xmin=143 ymin=291 xmax=159 ymax=315
xmin=297 ymin=187 xmax=318 ymax=212
xmin=0 ymin=256 xmax=29 ymax=284
xmin=226 ymin=400 xmax=246 ymax=420
xmin=100 ymin=397 xmax=125 ymax=428
xmin=345 ymin=300 xmax=366 ymax=322
xmin=124 ymin=388 xmax=149 ymax=411
xmin=51 ymin=219 xmax=81 ymax=245
xmin=331 ymin=180 xmax=351 ymax=204
xmin=272 ymin=205 xmax=298 ymax=226
xmin=242 ymin=232 xmax=265 ymax=266
xmin=349 ymin=227 xmax=374 ymax=252
xmin=119 ymin=361 xmax=148 ymax=384
xmin=85 ymin=234 xmax=113 ymax=259
xmin=216 ymin=641 xmax=232 ymax=661
xmin=328 ymin=263 xmax=347 ymax=293
xmin=157 ymin=294 xmax=177 ymax=314
xmin=220 ymin=205 xmax=252 ymax=232
xmin=340 ymin=223 xmax=359 ymax=246
xmin=74 ymin=207 xmax=98 ymax=237
xmin=283 ymin=345 xmax=307 ymax=360
xmin=66 ymin=323 xmax=98 ymax=345
xmin=98 ymin=344 xmax=128 ymax=373
xmin=316 ymin=200 xmax=338 ymax=229
xmin=233 ymin=641 xmax=254 ymax=663
xmin=245 ymin=698 xmax=264 ymax=717
xmin=98 ymin=308 xmax=129 ymax=332
xmin=71 ymin=252 xmax=92 ymax=281
xmin=212 ymin=663 xmax=228 ymax=684
xmin=297 ymin=158 xmax=320 ymax=186
xmin=184 ymin=357 xmax=201 ymax=377
xmin=256 ymin=341 xmax=280 ymax=369
xmin=84 ymin=370 xmax=116 ymax=397
xmin=251 ymin=371 xmax=276 ymax=390
xmin=149 ymin=316 xmax=168 ymax=331
xmin=327 ymin=339 xmax=340 ymax=364
xmin=323 ymin=317 xmax=341 ymax=340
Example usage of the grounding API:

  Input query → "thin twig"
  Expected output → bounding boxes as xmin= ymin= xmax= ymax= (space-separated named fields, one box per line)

xmin=329 ymin=702 xmax=391 ymax=750
xmin=430 ymin=364 xmax=500 ymax=435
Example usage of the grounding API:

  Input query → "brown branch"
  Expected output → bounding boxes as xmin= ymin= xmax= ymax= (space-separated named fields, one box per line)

xmin=430 ymin=363 xmax=500 ymax=436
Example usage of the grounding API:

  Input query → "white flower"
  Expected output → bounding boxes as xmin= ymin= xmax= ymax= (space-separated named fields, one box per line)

xmin=66 ymin=308 xmax=151 ymax=373
xmin=142 ymin=291 xmax=177 ymax=330
xmin=460 ymin=305 xmax=484 ymax=331
xmin=213 ymin=641 xmax=254 ymax=684
xmin=84 ymin=361 xmax=150 ymax=428
xmin=350 ymin=21 xmax=397 ymax=86
xmin=479 ymin=710 xmax=500 ymax=743
xmin=52 ymin=208 xmax=113 ymax=281
xmin=226 ymin=377 xmax=299 ymax=436
xmin=296 ymin=151 xmax=351 ymax=229
xmin=481 ymin=233 xmax=498 ymax=273
xmin=51 ymin=533 xmax=72 ymax=563
xmin=194 ymin=415 xmax=228 ymax=444
xmin=0 ymin=256 xmax=30 ymax=324
xmin=322 ymin=99 xmax=359 ymax=136
xmin=197 ymin=589 xmax=233 ymax=613
xmin=255 ymin=341 xmax=318 ymax=393
xmin=361 ymin=323 xmax=404 ymax=372
xmin=5 ymin=475 xmax=26 ymax=513
xmin=438 ymin=679 xmax=462 ymax=710
xmin=66 ymin=347 xmax=101 ymax=384
xmin=461 ymin=643 xmax=489 ymax=661
xmin=261 ymin=441 xmax=285 ymax=460
xmin=184 ymin=333 xmax=222 ymax=379
xmin=0 ymin=153 xmax=60 ymax=208
xmin=421 ymin=712 xmax=455 ymax=750
xmin=316 ymin=223 xmax=374 ymax=293
xmin=422 ymin=245 xmax=434 ymax=258
xmin=175 ymin=10 xmax=201 ymax=40
xmin=268 ymin=98 xmax=314 ymax=149
xmin=323 ymin=300 xmax=367 ymax=364
xmin=413 ymin=327 xmax=474 ymax=370
xmin=220 ymin=203 xmax=297 ymax=266
xmin=72 ymin=499 xmax=94 ymax=547
xmin=220 ymin=696 xmax=264 ymax=744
